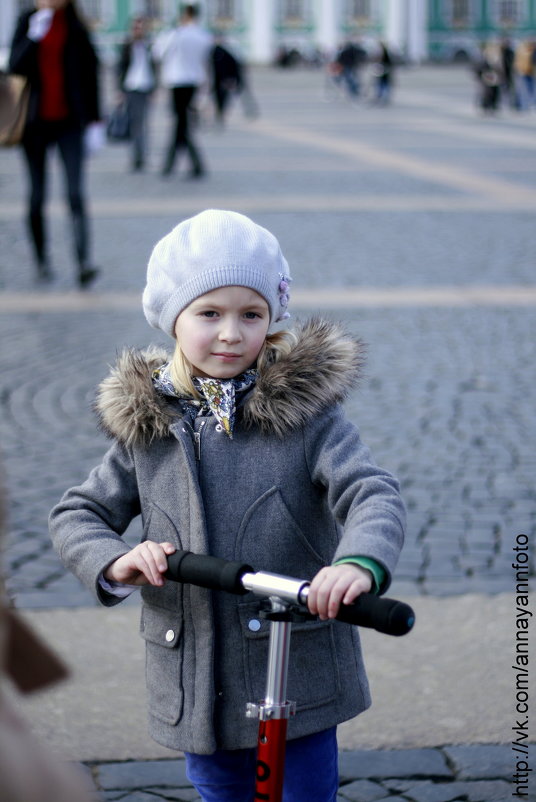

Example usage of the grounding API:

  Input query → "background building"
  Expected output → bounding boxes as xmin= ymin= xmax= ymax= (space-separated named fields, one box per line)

xmin=428 ymin=0 xmax=536 ymax=61
xmin=1 ymin=0 xmax=535 ymax=66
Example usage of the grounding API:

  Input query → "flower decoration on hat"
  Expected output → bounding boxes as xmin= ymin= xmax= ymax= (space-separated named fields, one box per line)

xmin=278 ymin=274 xmax=292 ymax=321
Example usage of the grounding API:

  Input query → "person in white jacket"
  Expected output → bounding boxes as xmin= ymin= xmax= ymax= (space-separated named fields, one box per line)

xmin=154 ymin=4 xmax=212 ymax=178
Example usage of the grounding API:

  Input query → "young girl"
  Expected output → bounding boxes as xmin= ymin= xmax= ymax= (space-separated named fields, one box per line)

xmin=50 ymin=209 xmax=405 ymax=802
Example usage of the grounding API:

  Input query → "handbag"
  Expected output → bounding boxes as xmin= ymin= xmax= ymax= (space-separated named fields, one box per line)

xmin=106 ymin=101 xmax=130 ymax=142
xmin=0 ymin=73 xmax=30 ymax=147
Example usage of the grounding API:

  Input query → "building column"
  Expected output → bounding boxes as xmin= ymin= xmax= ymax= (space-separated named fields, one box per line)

xmin=385 ymin=0 xmax=428 ymax=62
xmin=249 ymin=0 xmax=276 ymax=64
xmin=407 ymin=0 xmax=428 ymax=62
xmin=385 ymin=0 xmax=405 ymax=54
xmin=0 ymin=0 xmax=17 ymax=57
xmin=316 ymin=0 xmax=339 ymax=59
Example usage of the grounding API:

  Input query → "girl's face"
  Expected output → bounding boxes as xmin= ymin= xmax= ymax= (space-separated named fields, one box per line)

xmin=174 ymin=286 xmax=270 ymax=379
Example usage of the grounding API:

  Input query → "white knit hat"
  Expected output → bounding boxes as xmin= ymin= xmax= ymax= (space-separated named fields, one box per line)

xmin=143 ymin=210 xmax=292 ymax=338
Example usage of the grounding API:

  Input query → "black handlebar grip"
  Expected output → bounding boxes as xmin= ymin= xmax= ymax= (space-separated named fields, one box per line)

xmin=165 ymin=550 xmax=253 ymax=596
xmin=335 ymin=593 xmax=415 ymax=636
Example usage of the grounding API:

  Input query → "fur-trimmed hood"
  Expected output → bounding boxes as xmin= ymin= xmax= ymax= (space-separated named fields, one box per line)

xmin=96 ymin=318 xmax=364 ymax=447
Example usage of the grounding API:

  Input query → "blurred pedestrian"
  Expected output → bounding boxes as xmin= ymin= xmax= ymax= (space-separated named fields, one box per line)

xmin=118 ymin=15 xmax=157 ymax=172
xmin=8 ymin=0 xmax=102 ymax=287
xmin=333 ymin=40 xmax=367 ymax=99
xmin=208 ymin=36 xmax=258 ymax=125
xmin=500 ymin=37 xmax=517 ymax=109
xmin=514 ymin=39 xmax=536 ymax=110
xmin=371 ymin=41 xmax=393 ymax=105
xmin=473 ymin=42 xmax=502 ymax=113
xmin=153 ymin=4 xmax=212 ymax=179
xmin=210 ymin=34 xmax=243 ymax=126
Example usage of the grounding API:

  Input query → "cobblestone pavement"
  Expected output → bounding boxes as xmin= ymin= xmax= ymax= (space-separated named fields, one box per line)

xmin=78 ymin=744 xmax=526 ymax=802
xmin=0 ymin=64 xmax=534 ymax=606
xmin=1 ymin=64 xmax=534 ymax=800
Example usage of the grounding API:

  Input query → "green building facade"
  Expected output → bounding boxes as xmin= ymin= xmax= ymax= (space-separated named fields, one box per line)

xmin=428 ymin=0 xmax=536 ymax=61
xmin=2 ymin=1 xmax=536 ymax=64
xmin=78 ymin=0 xmax=536 ymax=63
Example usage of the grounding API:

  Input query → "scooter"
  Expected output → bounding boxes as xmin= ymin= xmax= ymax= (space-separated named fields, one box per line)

xmin=166 ymin=551 xmax=415 ymax=802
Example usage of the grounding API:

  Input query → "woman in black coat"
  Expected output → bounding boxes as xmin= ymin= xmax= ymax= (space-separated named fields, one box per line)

xmin=9 ymin=0 xmax=101 ymax=286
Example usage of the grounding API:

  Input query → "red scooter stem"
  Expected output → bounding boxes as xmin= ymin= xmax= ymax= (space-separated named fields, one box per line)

xmin=245 ymin=599 xmax=296 ymax=802
xmin=256 ymin=718 xmax=288 ymax=801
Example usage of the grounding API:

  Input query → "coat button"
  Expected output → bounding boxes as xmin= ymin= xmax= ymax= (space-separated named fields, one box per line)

xmin=248 ymin=619 xmax=261 ymax=632
xmin=165 ymin=629 xmax=175 ymax=642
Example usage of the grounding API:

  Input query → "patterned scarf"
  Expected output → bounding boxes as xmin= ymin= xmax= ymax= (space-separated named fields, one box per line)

xmin=152 ymin=364 xmax=257 ymax=439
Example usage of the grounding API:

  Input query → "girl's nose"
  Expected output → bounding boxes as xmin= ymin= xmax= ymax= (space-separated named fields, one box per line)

xmin=218 ymin=317 xmax=241 ymax=342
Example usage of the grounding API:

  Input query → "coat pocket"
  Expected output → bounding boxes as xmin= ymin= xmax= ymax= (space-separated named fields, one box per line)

xmin=139 ymin=604 xmax=184 ymax=725
xmin=142 ymin=502 xmax=183 ymax=548
xmin=236 ymin=487 xmax=329 ymax=578
xmin=238 ymin=600 xmax=341 ymax=712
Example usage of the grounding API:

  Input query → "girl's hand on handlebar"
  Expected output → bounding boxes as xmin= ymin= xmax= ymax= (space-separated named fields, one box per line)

xmin=104 ymin=541 xmax=176 ymax=587
xmin=308 ymin=563 xmax=373 ymax=620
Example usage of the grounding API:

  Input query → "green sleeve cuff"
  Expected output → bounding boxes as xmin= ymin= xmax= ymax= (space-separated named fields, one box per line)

xmin=333 ymin=556 xmax=386 ymax=595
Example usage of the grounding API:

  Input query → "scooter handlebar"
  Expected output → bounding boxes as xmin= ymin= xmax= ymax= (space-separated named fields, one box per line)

xmin=165 ymin=550 xmax=253 ymax=596
xmin=165 ymin=551 xmax=415 ymax=636
xmin=333 ymin=593 xmax=415 ymax=636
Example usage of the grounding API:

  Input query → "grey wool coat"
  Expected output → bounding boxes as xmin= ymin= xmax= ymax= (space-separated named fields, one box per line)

xmin=49 ymin=318 xmax=405 ymax=755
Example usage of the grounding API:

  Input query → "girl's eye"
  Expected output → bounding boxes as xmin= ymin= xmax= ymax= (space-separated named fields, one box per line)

xmin=200 ymin=310 xmax=218 ymax=318
xmin=244 ymin=311 xmax=261 ymax=319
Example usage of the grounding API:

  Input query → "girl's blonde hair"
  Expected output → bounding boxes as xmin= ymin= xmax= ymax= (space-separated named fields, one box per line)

xmin=169 ymin=329 xmax=297 ymax=397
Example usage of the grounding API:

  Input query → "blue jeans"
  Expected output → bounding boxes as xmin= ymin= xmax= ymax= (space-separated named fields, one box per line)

xmin=185 ymin=727 xmax=339 ymax=802
xmin=126 ymin=90 xmax=151 ymax=168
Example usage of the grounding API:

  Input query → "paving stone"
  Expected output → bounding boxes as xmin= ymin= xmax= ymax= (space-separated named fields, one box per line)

xmin=146 ymin=789 xmax=201 ymax=801
xmin=6 ymin=589 xmax=97 ymax=608
xmin=416 ymin=784 xmax=471 ymax=802
xmin=107 ymin=794 xmax=169 ymax=802
xmin=397 ymin=779 xmax=511 ymax=802
xmin=95 ymin=759 xmax=189 ymax=790
xmin=338 ymin=778 xmax=387 ymax=800
xmin=461 ymin=575 xmax=518 ymax=594
xmin=373 ymin=797 xmax=408 ymax=802
xmin=443 ymin=744 xmax=514 ymax=780
xmin=338 ymin=749 xmax=451 ymax=782
xmin=386 ymin=779 xmax=417 ymax=792
xmin=463 ymin=780 xmax=515 ymax=801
